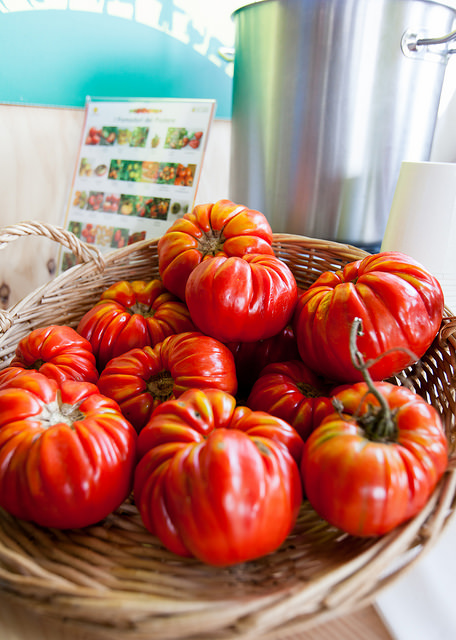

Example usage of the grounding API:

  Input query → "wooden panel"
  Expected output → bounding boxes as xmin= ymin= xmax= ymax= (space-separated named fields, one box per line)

xmin=0 ymin=105 xmax=83 ymax=309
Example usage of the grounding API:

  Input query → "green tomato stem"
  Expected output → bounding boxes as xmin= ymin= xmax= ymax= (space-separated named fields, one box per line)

xmin=349 ymin=318 xmax=396 ymax=440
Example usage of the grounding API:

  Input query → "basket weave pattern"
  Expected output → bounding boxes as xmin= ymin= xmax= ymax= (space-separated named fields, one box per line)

xmin=0 ymin=221 xmax=455 ymax=640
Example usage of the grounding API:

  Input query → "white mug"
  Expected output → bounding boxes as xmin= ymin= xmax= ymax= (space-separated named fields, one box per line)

xmin=381 ymin=161 xmax=456 ymax=313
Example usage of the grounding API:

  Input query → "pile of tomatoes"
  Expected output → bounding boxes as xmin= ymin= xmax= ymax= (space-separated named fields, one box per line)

xmin=0 ymin=199 xmax=449 ymax=567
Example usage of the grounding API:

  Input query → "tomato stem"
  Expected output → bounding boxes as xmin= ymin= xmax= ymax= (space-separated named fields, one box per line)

xmin=349 ymin=318 xmax=396 ymax=440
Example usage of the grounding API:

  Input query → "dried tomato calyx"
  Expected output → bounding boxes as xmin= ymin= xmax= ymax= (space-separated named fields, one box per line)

xmin=197 ymin=228 xmax=225 ymax=256
xmin=38 ymin=393 xmax=85 ymax=428
xmin=128 ymin=302 xmax=155 ymax=318
xmin=297 ymin=382 xmax=321 ymax=398
xmin=147 ymin=370 xmax=175 ymax=401
xmin=29 ymin=358 xmax=46 ymax=371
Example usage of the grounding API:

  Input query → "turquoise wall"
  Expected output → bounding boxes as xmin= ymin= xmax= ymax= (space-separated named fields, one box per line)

xmin=0 ymin=2 xmax=234 ymax=118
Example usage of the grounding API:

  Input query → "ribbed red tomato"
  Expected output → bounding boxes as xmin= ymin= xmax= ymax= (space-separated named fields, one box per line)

xmin=157 ymin=199 xmax=274 ymax=300
xmin=77 ymin=279 xmax=196 ymax=370
xmin=97 ymin=331 xmax=238 ymax=432
xmin=0 ymin=371 xmax=137 ymax=529
xmin=134 ymin=388 xmax=303 ymax=566
xmin=226 ymin=324 xmax=299 ymax=397
xmin=293 ymin=252 xmax=444 ymax=382
xmin=247 ymin=360 xmax=336 ymax=440
xmin=9 ymin=324 xmax=99 ymax=384
xmin=302 ymin=381 xmax=448 ymax=536
xmin=185 ymin=254 xmax=298 ymax=343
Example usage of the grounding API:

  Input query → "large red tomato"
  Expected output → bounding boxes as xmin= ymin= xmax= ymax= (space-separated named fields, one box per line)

xmin=9 ymin=324 xmax=99 ymax=384
xmin=302 ymin=381 xmax=448 ymax=536
xmin=293 ymin=252 xmax=444 ymax=382
xmin=247 ymin=360 xmax=336 ymax=440
xmin=226 ymin=324 xmax=299 ymax=397
xmin=97 ymin=331 xmax=238 ymax=432
xmin=0 ymin=371 xmax=137 ymax=529
xmin=185 ymin=254 xmax=298 ymax=343
xmin=157 ymin=199 xmax=274 ymax=300
xmin=134 ymin=388 xmax=303 ymax=566
xmin=77 ymin=279 xmax=196 ymax=370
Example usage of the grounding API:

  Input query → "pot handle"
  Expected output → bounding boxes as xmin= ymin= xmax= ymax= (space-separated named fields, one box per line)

xmin=402 ymin=28 xmax=456 ymax=59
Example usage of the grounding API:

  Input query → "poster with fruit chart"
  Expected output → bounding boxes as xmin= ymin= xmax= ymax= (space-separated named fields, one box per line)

xmin=59 ymin=96 xmax=215 ymax=272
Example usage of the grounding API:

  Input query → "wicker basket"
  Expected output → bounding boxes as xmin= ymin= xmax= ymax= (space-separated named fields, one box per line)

xmin=0 ymin=220 xmax=455 ymax=640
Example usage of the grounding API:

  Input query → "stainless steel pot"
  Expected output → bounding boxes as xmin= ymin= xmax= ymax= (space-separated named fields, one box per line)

xmin=228 ymin=0 xmax=456 ymax=250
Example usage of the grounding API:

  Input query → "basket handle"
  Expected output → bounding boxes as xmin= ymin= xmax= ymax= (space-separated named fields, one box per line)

xmin=0 ymin=221 xmax=105 ymax=269
xmin=0 ymin=221 xmax=105 ymax=333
